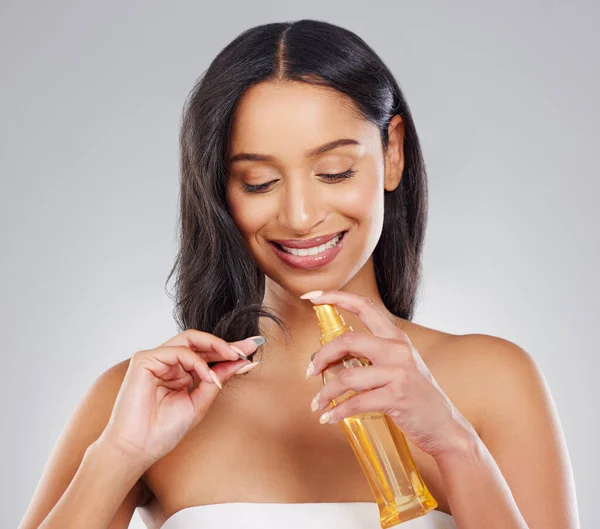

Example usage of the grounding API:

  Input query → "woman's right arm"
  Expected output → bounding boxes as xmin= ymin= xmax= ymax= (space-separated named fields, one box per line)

xmin=17 ymin=361 xmax=150 ymax=529
xmin=18 ymin=330 xmax=260 ymax=529
xmin=37 ymin=433 xmax=152 ymax=529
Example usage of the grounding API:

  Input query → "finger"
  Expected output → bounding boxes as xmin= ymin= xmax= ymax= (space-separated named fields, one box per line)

xmin=311 ymin=332 xmax=407 ymax=377
xmin=206 ymin=336 xmax=265 ymax=367
xmin=188 ymin=375 xmax=224 ymax=423
xmin=228 ymin=336 xmax=263 ymax=361
xmin=161 ymin=371 xmax=195 ymax=391
xmin=159 ymin=329 xmax=241 ymax=362
xmin=302 ymin=290 xmax=403 ymax=340
xmin=210 ymin=357 xmax=253 ymax=378
xmin=314 ymin=366 xmax=391 ymax=411
xmin=141 ymin=345 xmax=215 ymax=385
xmin=205 ymin=336 xmax=263 ymax=367
xmin=207 ymin=357 xmax=254 ymax=389
xmin=186 ymin=358 xmax=258 ymax=424
xmin=319 ymin=386 xmax=390 ymax=424
xmin=192 ymin=360 xmax=252 ymax=389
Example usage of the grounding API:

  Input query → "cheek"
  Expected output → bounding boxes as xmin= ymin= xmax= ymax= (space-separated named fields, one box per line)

xmin=227 ymin=191 xmax=270 ymax=240
xmin=340 ymin=172 xmax=384 ymax=225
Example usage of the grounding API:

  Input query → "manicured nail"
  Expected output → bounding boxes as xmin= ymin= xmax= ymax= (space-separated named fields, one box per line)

xmin=305 ymin=362 xmax=315 ymax=379
xmin=319 ymin=412 xmax=331 ymax=424
xmin=234 ymin=362 xmax=261 ymax=375
xmin=248 ymin=336 xmax=266 ymax=347
xmin=300 ymin=290 xmax=324 ymax=300
xmin=209 ymin=369 xmax=222 ymax=389
xmin=311 ymin=394 xmax=320 ymax=412
xmin=230 ymin=345 xmax=248 ymax=360
xmin=311 ymin=352 xmax=316 ymax=362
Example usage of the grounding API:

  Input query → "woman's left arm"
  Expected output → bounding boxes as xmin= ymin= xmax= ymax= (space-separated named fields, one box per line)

xmin=302 ymin=290 xmax=580 ymax=529
xmin=430 ymin=333 xmax=580 ymax=529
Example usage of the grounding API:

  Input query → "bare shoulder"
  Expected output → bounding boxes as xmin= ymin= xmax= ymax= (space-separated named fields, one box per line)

xmin=438 ymin=331 xmax=543 ymax=401
xmin=71 ymin=358 xmax=133 ymax=429
xmin=17 ymin=357 xmax=149 ymax=529
xmin=404 ymin=320 xmax=538 ymax=384
xmin=407 ymin=327 xmax=579 ymax=527
xmin=436 ymin=331 xmax=537 ymax=377
xmin=444 ymin=333 xmax=555 ymax=442
xmin=401 ymin=321 xmax=546 ymax=435
xmin=94 ymin=358 xmax=131 ymax=397
xmin=403 ymin=319 xmax=532 ymax=363
xmin=52 ymin=357 xmax=133 ymax=449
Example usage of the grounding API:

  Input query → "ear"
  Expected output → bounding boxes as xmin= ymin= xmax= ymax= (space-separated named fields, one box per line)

xmin=384 ymin=115 xmax=405 ymax=192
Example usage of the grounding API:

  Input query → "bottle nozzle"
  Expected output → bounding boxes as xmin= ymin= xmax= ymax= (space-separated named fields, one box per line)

xmin=313 ymin=304 xmax=353 ymax=344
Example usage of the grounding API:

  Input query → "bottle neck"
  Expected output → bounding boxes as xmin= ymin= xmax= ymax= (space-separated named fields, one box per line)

xmin=320 ymin=323 xmax=353 ymax=345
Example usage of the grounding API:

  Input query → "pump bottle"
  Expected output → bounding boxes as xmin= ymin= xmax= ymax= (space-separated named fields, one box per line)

xmin=313 ymin=304 xmax=438 ymax=528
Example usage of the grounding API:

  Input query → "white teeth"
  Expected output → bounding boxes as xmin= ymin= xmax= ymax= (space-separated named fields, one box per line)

xmin=280 ymin=233 xmax=343 ymax=256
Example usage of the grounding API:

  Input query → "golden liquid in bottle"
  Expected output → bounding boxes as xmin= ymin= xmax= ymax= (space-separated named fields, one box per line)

xmin=314 ymin=305 xmax=437 ymax=528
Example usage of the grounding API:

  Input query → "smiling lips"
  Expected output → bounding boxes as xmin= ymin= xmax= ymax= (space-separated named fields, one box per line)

xmin=270 ymin=231 xmax=346 ymax=270
xmin=272 ymin=232 xmax=343 ymax=249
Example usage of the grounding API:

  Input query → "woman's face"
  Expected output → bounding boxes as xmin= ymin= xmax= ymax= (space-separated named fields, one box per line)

xmin=226 ymin=80 xmax=403 ymax=297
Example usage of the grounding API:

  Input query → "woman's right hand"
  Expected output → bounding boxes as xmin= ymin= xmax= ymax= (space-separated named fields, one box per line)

xmin=95 ymin=330 xmax=260 ymax=468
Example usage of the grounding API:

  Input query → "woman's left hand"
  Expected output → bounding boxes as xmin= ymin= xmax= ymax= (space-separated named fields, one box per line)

xmin=302 ymin=290 xmax=477 ymax=461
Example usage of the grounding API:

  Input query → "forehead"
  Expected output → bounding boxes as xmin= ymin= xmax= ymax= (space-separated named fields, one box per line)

xmin=229 ymin=81 xmax=377 ymax=158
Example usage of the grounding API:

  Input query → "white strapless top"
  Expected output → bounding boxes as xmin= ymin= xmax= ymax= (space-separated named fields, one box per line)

xmin=160 ymin=502 xmax=456 ymax=529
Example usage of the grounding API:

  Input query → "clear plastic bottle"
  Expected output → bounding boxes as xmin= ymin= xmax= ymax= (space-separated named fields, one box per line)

xmin=313 ymin=304 xmax=438 ymax=528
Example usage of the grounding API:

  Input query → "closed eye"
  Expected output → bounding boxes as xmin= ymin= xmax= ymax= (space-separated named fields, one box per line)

xmin=242 ymin=168 xmax=357 ymax=193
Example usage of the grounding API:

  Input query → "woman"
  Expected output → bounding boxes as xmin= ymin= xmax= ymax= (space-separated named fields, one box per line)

xmin=19 ymin=19 xmax=578 ymax=529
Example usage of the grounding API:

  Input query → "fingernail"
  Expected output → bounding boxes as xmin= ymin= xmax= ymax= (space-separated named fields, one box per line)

xmin=234 ymin=362 xmax=261 ymax=375
xmin=248 ymin=336 xmax=266 ymax=347
xmin=300 ymin=290 xmax=324 ymax=300
xmin=230 ymin=345 xmax=248 ymax=360
xmin=311 ymin=394 xmax=320 ymax=412
xmin=319 ymin=412 xmax=331 ymax=424
xmin=311 ymin=352 xmax=316 ymax=362
xmin=209 ymin=369 xmax=223 ymax=389
xmin=305 ymin=361 xmax=315 ymax=379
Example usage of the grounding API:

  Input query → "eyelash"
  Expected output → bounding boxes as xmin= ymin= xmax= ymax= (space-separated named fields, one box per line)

xmin=242 ymin=168 xmax=357 ymax=193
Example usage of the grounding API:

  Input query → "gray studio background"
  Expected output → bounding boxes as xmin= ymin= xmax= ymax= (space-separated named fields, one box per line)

xmin=1 ymin=1 xmax=597 ymax=528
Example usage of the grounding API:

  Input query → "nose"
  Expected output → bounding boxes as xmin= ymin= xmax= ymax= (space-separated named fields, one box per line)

xmin=277 ymin=174 xmax=327 ymax=234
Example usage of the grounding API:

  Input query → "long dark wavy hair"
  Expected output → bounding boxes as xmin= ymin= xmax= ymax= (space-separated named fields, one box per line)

xmin=165 ymin=19 xmax=428 ymax=343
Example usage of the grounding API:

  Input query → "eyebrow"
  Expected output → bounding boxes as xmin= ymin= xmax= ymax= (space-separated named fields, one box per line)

xmin=228 ymin=138 xmax=360 ymax=164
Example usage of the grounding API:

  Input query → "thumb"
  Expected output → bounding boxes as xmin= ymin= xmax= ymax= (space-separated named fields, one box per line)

xmin=229 ymin=336 xmax=265 ymax=361
xmin=188 ymin=357 xmax=247 ymax=422
xmin=187 ymin=376 xmax=222 ymax=424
